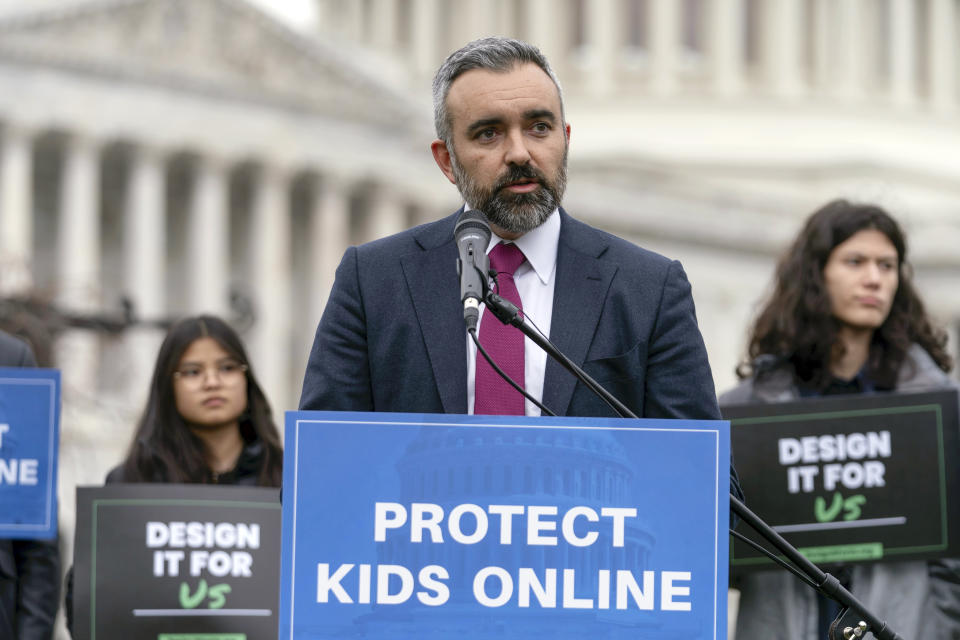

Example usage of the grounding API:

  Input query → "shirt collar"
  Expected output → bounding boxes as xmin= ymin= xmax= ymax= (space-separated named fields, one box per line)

xmin=473 ymin=208 xmax=559 ymax=285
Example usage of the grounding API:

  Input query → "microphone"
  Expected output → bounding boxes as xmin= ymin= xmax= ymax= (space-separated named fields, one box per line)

xmin=454 ymin=209 xmax=491 ymax=332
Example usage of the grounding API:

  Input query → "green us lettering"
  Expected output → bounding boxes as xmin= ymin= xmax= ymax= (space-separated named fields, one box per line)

xmin=179 ymin=579 xmax=232 ymax=609
xmin=814 ymin=492 xmax=866 ymax=522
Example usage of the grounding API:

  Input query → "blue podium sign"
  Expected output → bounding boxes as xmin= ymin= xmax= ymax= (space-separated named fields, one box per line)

xmin=0 ymin=367 xmax=60 ymax=539
xmin=281 ymin=412 xmax=729 ymax=639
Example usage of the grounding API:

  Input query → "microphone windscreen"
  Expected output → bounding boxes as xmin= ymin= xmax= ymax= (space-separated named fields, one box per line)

xmin=454 ymin=209 xmax=491 ymax=243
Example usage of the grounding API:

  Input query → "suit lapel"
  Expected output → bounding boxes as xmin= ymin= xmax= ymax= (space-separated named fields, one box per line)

xmin=397 ymin=208 xmax=614 ymax=416
xmin=400 ymin=212 xmax=468 ymax=414
xmin=542 ymin=210 xmax=617 ymax=416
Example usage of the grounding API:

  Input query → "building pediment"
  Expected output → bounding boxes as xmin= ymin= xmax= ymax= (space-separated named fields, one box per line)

xmin=0 ymin=0 xmax=422 ymax=129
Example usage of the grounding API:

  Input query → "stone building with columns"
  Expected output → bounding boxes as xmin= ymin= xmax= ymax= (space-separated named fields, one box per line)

xmin=314 ymin=0 xmax=960 ymax=378
xmin=1 ymin=1 xmax=960 ymax=635
xmin=0 ymin=4 xmax=459 ymax=634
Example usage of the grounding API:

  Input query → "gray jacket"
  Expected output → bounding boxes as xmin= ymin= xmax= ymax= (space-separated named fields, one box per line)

xmin=722 ymin=345 xmax=960 ymax=640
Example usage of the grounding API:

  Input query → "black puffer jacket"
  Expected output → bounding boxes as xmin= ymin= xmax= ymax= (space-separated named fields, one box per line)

xmin=104 ymin=439 xmax=268 ymax=486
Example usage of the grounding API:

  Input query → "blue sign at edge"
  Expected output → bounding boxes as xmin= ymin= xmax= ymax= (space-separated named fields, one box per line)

xmin=0 ymin=367 xmax=61 ymax=539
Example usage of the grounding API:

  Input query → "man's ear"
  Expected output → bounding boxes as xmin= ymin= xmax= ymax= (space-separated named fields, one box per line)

xmin=431 ymin=139 xmax=457 ymax=185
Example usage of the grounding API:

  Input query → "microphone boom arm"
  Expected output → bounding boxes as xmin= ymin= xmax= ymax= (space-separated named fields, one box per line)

xmin=482 ymin=290 xmax=906 ymax=640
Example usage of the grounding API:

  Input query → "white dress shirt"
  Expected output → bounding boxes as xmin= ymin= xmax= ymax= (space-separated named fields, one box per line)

xmin=466 ymin=208 xmax=560 ymax=416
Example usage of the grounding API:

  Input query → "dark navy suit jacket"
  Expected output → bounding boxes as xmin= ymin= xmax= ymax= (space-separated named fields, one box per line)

xmin=300 ymin=208 xmax=741 ymax=497
xmin=302 ymin=207 xmax=719 ymax=418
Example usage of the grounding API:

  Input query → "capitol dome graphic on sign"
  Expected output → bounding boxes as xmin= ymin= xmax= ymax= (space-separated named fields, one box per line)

xmin=350 ymin=424 xmax=696 ymax=639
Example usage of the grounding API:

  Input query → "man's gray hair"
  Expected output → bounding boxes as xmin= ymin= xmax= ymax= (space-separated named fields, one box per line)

xmin=432 ymin=37 xmax=565 ymax=143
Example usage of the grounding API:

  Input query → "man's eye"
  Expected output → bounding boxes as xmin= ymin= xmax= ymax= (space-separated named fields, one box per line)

xmin=477 ymin=128 xmax=497 ymax=140
xmin=532 ymin=122 xmax=550 ymax=133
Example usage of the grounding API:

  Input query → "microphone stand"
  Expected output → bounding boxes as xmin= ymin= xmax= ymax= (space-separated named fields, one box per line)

xmin=482 ymin=291 xmax=906 ymax=640
xmin=729 ymin=496 xmax=903 ymax=640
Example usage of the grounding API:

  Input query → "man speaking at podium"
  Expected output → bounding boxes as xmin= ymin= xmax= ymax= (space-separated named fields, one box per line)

xmin=301 ymin=37 xmax=725 ymax=460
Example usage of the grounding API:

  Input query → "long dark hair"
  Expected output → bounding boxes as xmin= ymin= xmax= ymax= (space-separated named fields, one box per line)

xmin=120 ymin=315 xmax=283 ymax=486
xmin=739 ymin=199 xmax=951 ymax=389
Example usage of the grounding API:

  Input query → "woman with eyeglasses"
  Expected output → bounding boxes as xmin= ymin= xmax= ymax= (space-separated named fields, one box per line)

xmin=65 ymin=316 xmax=282 ymax=636
xmin=722 ymin=200 xmax=958 ymax=640
xmin=110 ymin=314 xmax=283 ymax=485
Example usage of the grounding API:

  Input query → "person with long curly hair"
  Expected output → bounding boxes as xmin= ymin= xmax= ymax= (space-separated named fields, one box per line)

xmin=723 ymin=199 xmax=958 ymax=639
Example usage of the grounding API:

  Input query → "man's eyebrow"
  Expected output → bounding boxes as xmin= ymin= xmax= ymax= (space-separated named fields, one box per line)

xmin=465 ymin=118 xmax=503 ymax=136
xmin=524 ymin=109 xmax=557 ymax=123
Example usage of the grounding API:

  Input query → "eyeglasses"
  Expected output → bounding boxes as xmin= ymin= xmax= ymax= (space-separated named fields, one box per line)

xmin=173 ymin=360 xmax=248 ymax=387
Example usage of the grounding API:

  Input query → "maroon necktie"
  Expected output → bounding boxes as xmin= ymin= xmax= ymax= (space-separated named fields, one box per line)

xmin=475 ymin=242 xmax=527 ymax=415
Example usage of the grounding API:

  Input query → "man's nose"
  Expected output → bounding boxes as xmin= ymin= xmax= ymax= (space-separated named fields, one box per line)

xmin=503 ymin=129 xmax=532 ymax=166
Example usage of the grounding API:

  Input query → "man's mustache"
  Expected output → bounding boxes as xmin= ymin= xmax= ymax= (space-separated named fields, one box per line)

xmin=494 ymin=164 xmax=548 ymax=192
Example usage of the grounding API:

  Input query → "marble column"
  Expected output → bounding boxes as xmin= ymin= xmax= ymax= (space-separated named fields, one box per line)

xmin=411 ymin=0 xmax=441 ymax=79
xmin=809 ymin=0 xmax=832 ymax=90
xmin=0 ymin=123 xmax=33 ymax=295
xmin=187 ymin=155 xmax=230 ymax=316
xmin=927 ymin=0 xmax=956 ymax=113
xmin=525 ymin=0 xmax=564 ymax=74
xmin=311 ymin=172 xmax=351 ymax=325
xmin=708 ymin=0 xmax=745 ymax=98
xmin=462 ymin=0 xmax=498 ymax=43
xmin=247 ymin=163 xmax=292 ymax=414
xmin=888 ymin=0 xmax=916 ymax=107
xmin=650 ymin=0 xmax=680 ymax=95
xmin=56 ymin=133 xmax=101 ymax=396
xmin=123 ymin=144 xmax=166 ymax=404
xmin=584 ymin=0 xmax=618 ymax=98
xmin=764 ymin=0 xmax=803 ymax=98
xmin=492 ymin=0 xmax=513 ymax=35
xmin=834 ymin=0 xmax=864 ymax=101
xmin=340 ymin=0 xmax=365 ymax=43
xmin=371 ymin=0 xmax=398 ymax=51
xmin=365 ymin=183 xmax=406 ymax=242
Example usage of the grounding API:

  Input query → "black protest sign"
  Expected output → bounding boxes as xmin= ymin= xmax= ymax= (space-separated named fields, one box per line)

xmin=724 ymin=389 xmax=960 ymax=572
xmin=73 ymin=484 xmax=280 ymax=640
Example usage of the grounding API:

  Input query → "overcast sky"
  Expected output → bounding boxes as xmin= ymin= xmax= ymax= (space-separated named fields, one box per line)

xmin=0 ymin=0 xmax=319 ymax=30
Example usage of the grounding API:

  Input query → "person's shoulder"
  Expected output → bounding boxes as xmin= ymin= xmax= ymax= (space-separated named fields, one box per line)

xmin=356 ymin=210 xmax=459 ymax=259
xmin=898 ymin=344 xmax=957 ymax=391
xmin=559 ymin=210 xmax=674 ymax=271
xmin=104 ymin=465 xmax=126 ymax=484
xmin=719 ymin=356 xmax=797 ymax=406
xmin=718 ymin=379 xmax=755 ymax=407
xmin=0 ymin=330 xmax=36 ymax=367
